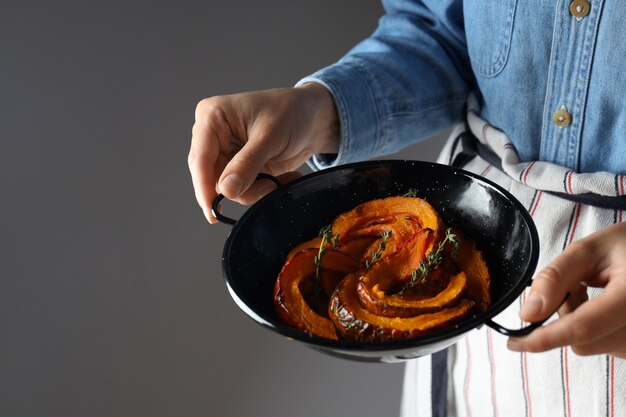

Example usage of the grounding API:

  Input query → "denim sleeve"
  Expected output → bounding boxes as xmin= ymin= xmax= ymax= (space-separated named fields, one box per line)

xmin=297 ymin=0 xmax=473 ymax=169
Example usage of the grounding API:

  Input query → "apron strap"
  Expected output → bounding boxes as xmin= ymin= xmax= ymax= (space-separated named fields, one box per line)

xmin=451 ymin=130 xmax=626 ymax=210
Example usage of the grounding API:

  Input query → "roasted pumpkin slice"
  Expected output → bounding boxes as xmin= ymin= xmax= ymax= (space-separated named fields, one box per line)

xmin=344 ymin=214 xmax=422 ymax=240
xmin=336 ymin=237 xmax=377 ymax=261
xmin=331 ymin=196 xmax=442 ymax=239
xmin=273 ymin=248 xmax=360 ymax=339
xmin=274 ymin=195 xmax=491 ymax=342
xmin=358 ymin=271 xmax=468 ymax=318
xmin=319 ymin=269 xmax=350 ymax=297
xmin=446 ymin=229 xmax=491 ymax=311
xmin=356 ymin=215 xmax=424 ymax=264
xmin=360 ymin=229 xmax=434 ymax=287
xmin=357 ymin=230 xmax=468 ymax=317
xmin=284 ymin=215 xmax=416 ymax=265
xmin=329 ymin=274 xmax=475 ymax=342
xmin=285 ymin=236 xmax=322 ymax=261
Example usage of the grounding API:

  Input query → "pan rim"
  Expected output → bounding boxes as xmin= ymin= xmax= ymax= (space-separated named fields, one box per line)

xmin=221 ymin=159 xmax=540 ymax=352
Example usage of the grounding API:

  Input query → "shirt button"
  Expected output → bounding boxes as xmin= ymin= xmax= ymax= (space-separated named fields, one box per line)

xmin=553 ymin=108 xmax=572 ymax=127
xmin=570 ymin=0 xmax=590 ymax=18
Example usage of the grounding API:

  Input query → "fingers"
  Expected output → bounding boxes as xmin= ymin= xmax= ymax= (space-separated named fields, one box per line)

xmin=506 ymin=223 xmax=626 ymax=357
xmin=569 ymin=325 xmax=626 ymax=358
xmin=234 ymin=171 xmax=303 ymax=205
xmin=217 ymin=131 xmax=279 ymax=200
xmin=519 ymin=239 xmax=603 ymax=323
xmin=189 ymin=97 xmax=244 ymax=223
xmin=188 ymin=87 xmax=340 ymax=224
xmin=188 ymin=109 xmax=221 ymax=223
xmin=509 ymin=283 xmax=626 ymax=354
xmin=211 ymin=171 xmax=303 ymax=225
xmin=556 ymin=284 xmax=587 ymax=316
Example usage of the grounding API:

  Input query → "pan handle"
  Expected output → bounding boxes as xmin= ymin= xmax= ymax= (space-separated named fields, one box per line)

xmin=485 ymin=316 xmax=547 ymax=337
xmin=211 ymin=173 xmax=281 ymax=226
xmin=486 ymin=284 xmax=570 ymax=337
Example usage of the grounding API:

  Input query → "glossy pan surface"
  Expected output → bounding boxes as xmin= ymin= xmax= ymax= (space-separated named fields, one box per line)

xmin=219 ymin=160 xmax=539 ymax=362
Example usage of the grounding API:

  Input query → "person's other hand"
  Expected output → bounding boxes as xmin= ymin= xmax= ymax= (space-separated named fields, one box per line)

xmin=188 ymin=83 xmax=339 ymax=223
xmin=507 ymin=221 xmax=626 ymax=358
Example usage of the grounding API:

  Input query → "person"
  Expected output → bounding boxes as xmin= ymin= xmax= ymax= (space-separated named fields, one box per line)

xmin=188 ymin=1 xmax=626 ymax=416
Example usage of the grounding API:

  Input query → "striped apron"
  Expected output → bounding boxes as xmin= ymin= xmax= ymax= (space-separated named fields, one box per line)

xmin=400 ymin=98 xmax=626 ymax=417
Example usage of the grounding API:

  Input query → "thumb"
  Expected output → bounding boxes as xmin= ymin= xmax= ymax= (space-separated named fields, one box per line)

xmin=520 ymin=241 xmax=600 ymax=323
xmin=218 ymin=136 xmax=277 ymax=199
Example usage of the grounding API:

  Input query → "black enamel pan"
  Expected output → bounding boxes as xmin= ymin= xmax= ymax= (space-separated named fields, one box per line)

xmin=212 ymin=160 xmax=541 ymax=362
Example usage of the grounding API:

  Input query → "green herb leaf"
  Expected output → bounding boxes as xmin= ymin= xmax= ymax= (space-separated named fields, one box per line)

xmin=365 ymin=229 xmax=392 ymax=269
xmin=400 ymin=228 xmax=461 ymax=293
xmin=314 ymin=225 xmax=340 ymax=295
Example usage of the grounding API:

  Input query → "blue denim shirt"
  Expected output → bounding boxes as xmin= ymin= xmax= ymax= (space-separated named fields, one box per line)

xmin=298 ymin=0 xmax=626 ymax=175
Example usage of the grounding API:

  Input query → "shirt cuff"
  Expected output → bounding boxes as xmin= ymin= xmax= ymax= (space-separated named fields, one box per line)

xmin=296 ymin=63 xmax=382 ymax=170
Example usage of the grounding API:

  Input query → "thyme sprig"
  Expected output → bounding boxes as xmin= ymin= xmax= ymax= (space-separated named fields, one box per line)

xmin=403 ymin=188 xmax=419 ymax=198
xmin=365 ymin=229 xmax=392 ymax=269
xmin=313 ymin=225 xmax=339 ymax=294
xmin=401 ymin=228 xmax=460 ymax=293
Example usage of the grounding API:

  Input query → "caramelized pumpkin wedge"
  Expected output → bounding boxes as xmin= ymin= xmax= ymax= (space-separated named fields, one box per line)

xmin=359 ymin=229 xmax=434 ymax=290
xmin=274 ymin=195 xmax=491 ymax=342
xmin=446 ymin=229 xmax=491 ymax=311
xmin=329 ymin=274 xmax=475 ymax=342
xmin=357 ymin=230 xmax=469 ymax=317
xmin=331 ymin=196 xmax=443 ymax=239
xmin=284 ymin=214 xmax=420 ymax=264
xmin=358 ymin=270 xmax=468 ymax=318
xmin=273 ymin=249 xmax=360 ymax=339
xmin=318 ymin=269 xmax=350 ymax=298
xmin=355 ymin=215 xmax=424 ymax=264
xmin=336 ymin=237 xmax=377 ymax=261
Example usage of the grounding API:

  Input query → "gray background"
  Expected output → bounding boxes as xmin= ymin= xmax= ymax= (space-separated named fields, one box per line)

xmin=1 ymin=1 xmax=445 ymax=416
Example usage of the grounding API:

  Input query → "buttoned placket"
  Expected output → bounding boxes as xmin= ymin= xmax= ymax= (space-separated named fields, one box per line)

xmin=540 ymin=0 xmax=604 ymax=170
